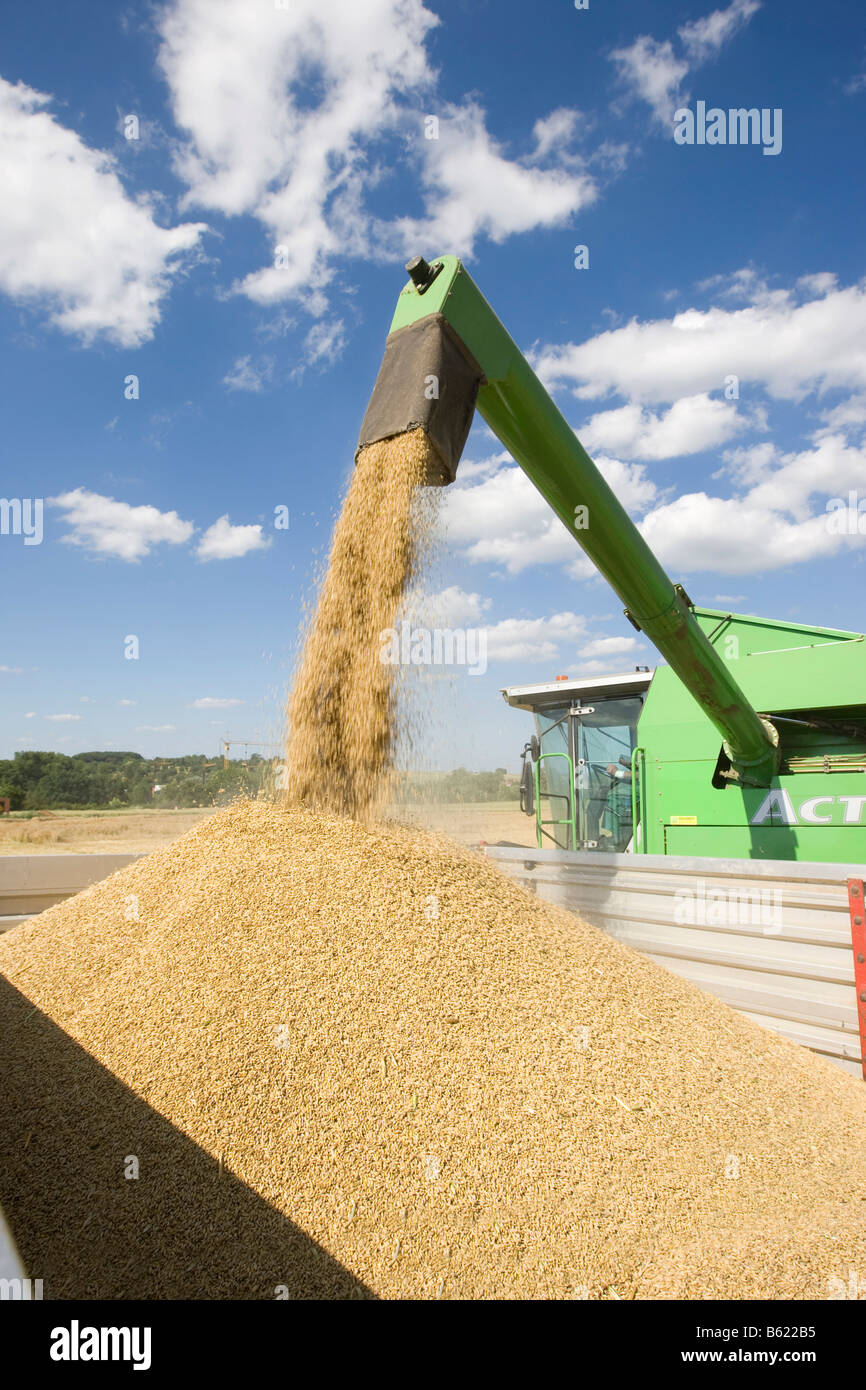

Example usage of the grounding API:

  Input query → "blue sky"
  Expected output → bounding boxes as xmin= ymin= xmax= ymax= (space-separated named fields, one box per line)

xmin=1 ymin=0 xmax=865 ymax=769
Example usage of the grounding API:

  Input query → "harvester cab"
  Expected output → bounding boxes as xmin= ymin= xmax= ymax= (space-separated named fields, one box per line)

xmin=361 ymin=254 xmax=866 ymax=866
xmin=506 ymin=670 xmax=652 ymax=852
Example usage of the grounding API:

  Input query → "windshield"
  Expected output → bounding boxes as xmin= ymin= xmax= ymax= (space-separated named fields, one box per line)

xmin=533 ymin=696 xmax=643 ymax=851
xmin=574 ymin=697 xmax=642 ymax=851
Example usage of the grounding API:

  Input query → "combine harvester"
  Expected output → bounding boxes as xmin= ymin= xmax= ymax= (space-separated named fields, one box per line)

xmin=361 ymin=254 xmax=866 ymax=1075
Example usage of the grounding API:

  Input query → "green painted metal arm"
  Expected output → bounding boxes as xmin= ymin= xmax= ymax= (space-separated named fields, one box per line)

xmin=385 ymin=255 xmax=779 ymax=786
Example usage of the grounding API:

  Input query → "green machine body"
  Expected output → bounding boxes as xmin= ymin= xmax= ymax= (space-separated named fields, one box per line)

xmin=360 ymin=255 xmax=866 ymax=864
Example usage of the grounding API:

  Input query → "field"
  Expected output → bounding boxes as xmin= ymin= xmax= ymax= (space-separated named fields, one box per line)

xmin=389 ymin=799 xmax=533 ymax=848
xmin=0 ymin=801 xmax=534 ymax=855
xmin=0 ymin=809 xmax=218 ymax=855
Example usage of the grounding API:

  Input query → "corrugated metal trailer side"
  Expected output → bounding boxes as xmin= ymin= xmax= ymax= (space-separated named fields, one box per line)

xmin=486 ymin=847 xmax=866 ymax=1076
xmin=0 ymin=854 xmax=143 ymax=932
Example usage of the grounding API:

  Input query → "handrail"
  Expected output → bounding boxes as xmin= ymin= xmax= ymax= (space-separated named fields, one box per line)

xmin=630 ymin=746 xmax=646 ymax=854
xmin=534 ymin=751 xmax=576 ymax=851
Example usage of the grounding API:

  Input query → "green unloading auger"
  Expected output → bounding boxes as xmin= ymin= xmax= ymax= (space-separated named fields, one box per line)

xmin=359 ymin=254 xmax=780 ymax=786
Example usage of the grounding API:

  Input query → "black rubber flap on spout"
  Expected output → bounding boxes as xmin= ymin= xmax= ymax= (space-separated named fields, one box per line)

xmin=356 ymin=313 xmax=485 ymax=485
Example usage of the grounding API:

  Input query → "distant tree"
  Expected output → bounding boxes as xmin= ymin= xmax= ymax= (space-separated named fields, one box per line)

xmin=130 ymin=778 xmax=153 ymax=807
xmin=72 ymin=751 xmax=143 ymax=764
xmin=0 ymin=780 xmax=24 ymax=810
xmin=4 ymin=748 xmax=279 ymax=810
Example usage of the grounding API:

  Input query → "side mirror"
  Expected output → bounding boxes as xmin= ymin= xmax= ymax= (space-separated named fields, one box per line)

xmin=530 ymin=734 xmax=540 ymax=762
xmin=520 ymin=749 xmax=535 ymax=817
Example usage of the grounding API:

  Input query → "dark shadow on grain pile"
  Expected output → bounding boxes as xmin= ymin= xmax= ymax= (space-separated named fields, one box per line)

xmin=0 ymin=978 xmax=373 ymax=1300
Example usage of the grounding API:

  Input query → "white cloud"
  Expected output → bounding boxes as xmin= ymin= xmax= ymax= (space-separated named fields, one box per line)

xmin=581 ymin=393 xmax=750 ymax=459
xmin=844 ymin=64 xmax=866 ymax=97
xmin=157 ymin=1 xmax=594 ymax=310
xmin=721 ymin=443 xmax=781 ymax=491
xmin=195 ymin=516 xmax=270 ymax=561
xmin=592 ymin=455 xmax=662 ymax=513
xmin=0 ymin=665 xmax=23 ymax=675
xmin=390 ymin=103 xmax=595 ymax=255
xmin=532 ymin=108 xmax=582 ymax=160
xmin=136 ymin=724 xmax=177 ymax=733
xmin=533 ymin=277 xmax=866 ymax=405
xmin=578 ymin=635 xmax=640 ymax=660
xmin=0 ymin=77 xmax=205 ymax=345
xmin=405 ymin=587 xmax=592 ymax=664
xmin=162 ymin=0 xmax=437 ymax=218
xmin=638 ymin=494 xmax=834 ymax=574
xmin=50 ymin=489 xmax=195 ymax=561
xmin=484 ymin=613 xmax=588 ymax=664
xmin=796 ymin=271 xmax=838 ymax=299
xmin=610 ymin=37 xmax=689 ymax=126
xmin=118 ymin=699 xmax=137 ymax=707
xmin=48 ymin=491 xmax=274 ymax=565
xmin=819 ymin=393 xmax=866 ymax=436
xmin=158 ymin=0 xmax=436 ymax=302
xmin=726 ymin=433 xmax=866 ymax=520
xmin=24 ymin=711 xmax=36 ymax=718
xmin=678 ymin=0 xmax=761 ymax=63
xmin=302 ymin=319 xmax=347 ymax=369
xmin=611 ymin=1 xmax=761 ymax=128
xmin=44 ymin=713 xmax=82 ymax=722
xmin=441 ymin=455 xmax=658 ymax=574
xmin=441 ymin=465 xmax=578 ymax=574
xmin=442 ymin=392 xmax=866 ymax=581
xmin=223 ymin=355 xmax=274 ymax=392
xmin=572 ymin=659 xmax=619 ymax=677
xmin=406 ymin=585 xmax=493 ymax=628
xmin=624 ymin=433 xmax=866 ymax=575
xmin=189 ymin=697 xmax=244 ymax=709
xmin=452 ymin=449 xmax=512 ymax=482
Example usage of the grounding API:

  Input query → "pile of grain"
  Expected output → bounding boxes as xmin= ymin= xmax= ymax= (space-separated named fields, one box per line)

xmin=2 ymin=799 xmax=866 ymax=1300
xmin=285 ymin=430 xmax=439 ymax=818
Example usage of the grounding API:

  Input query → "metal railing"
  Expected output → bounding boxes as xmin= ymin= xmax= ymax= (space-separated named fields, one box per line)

xmin=486 ymin=845 xmax=866 ymax=1076
xmin=0 ymin=854 xmax=143 ymax=931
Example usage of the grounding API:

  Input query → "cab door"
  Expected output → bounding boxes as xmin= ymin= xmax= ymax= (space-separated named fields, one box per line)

xmin=573 ymin=697 xmax=643 ymax=851
xmin=533 ymin=706 xmax=574 ymax=849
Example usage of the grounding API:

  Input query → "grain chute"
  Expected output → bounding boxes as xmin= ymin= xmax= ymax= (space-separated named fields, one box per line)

xmin=361 ymin=254 xmax=866 ymax=864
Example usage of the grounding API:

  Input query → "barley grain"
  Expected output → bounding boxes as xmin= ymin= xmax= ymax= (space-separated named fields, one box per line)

xmin=1 ymin=800 xmax=865 ymax=1300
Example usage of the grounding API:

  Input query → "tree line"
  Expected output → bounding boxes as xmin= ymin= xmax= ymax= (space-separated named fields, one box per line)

xmin=0 ymin=752 xmax=521 ymax=812
xmin=0 ymin=750 xmax=273 ymax=811
xmin=394 ymin=768 xmax=520 ymax=803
